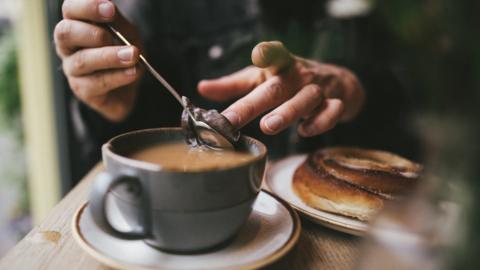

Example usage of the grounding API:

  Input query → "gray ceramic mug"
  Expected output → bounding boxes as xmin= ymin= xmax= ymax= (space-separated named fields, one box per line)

xmin=89 ymin=128 xmax=267 ymax=253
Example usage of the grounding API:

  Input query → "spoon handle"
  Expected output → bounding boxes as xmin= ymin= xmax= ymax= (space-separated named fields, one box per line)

xmin=107 ymin=25 xmax=184 ymax=106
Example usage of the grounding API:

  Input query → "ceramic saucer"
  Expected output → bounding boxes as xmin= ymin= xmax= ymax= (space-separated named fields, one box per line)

xmin=265 ymin=155 xmax=368 ymax=236
xmin=72 ymin=191 xmax=300 ymax=270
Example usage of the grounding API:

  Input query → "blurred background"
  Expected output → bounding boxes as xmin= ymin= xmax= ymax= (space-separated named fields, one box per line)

xmin=0 ymin=0 xmax=478 ymax=268
xmin=0 ymin=0 xmax=29 ymax=256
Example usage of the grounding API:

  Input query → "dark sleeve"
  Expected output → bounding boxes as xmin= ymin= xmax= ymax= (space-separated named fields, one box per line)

xmin=315 ymin=15 xmax=421 ymax=160
xmin=68 ymin=93 xmax=136 ymax=178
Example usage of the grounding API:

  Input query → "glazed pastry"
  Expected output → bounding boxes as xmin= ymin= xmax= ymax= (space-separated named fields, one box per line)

xmin=292 ymin=147 xmax=422 ymax=221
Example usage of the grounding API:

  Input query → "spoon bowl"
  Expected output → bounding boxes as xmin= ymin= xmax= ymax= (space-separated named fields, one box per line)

xmin=108 ymin=25 xmax=238 ymax=150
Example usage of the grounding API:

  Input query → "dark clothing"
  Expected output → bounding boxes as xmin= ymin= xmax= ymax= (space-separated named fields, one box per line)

xmin=68 ymin=0 xmax=420 ymax=183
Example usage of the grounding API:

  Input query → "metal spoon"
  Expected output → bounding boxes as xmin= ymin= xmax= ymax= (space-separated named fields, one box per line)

xmin=108 ymin=25 xmax=236 ymax=149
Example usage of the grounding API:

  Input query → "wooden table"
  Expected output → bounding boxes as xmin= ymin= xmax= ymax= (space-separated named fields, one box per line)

xmin=0 ymin=165 xmax=360 ymax=270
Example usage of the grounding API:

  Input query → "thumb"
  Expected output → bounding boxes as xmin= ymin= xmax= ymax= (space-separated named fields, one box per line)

xmin=251 ymin=41 xmax=295 ymax=75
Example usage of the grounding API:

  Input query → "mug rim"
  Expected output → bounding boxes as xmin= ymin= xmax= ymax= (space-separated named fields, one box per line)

xmin=102 ymin=127 xmax=268 ymax=173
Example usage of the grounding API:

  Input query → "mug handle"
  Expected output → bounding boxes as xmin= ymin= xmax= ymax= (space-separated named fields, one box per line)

xmin=89 ymin=172 xmax=150 ymax=240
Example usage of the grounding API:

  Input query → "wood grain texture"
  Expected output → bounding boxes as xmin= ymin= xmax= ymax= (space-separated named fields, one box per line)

xmin=0 ymin=164 xmax=360 ymax=270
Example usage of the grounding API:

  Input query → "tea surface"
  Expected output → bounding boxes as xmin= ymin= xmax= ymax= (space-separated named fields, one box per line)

xmin=128 ymin=141 xmax=254 ymax=171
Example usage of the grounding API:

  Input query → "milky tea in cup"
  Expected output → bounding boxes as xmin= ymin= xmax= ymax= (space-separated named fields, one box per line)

xmin=128 ymin=141 xmax=255 ymax=172
xmin=89 ymin=128 xmax=266 ymax=252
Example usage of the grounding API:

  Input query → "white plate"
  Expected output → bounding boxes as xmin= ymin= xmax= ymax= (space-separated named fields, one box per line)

xmin=72 ymin=191 xmax=301 ymax=270
xmin=265 ymin=155 xmax=368 ymax=236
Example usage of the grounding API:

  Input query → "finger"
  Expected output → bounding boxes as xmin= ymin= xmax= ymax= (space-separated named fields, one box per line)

xmin=62 ymin=0 xmax=115 ymax=22
xmin=54 ymin=19 xmax=113 ymax=57
xmin=61 ymin=0 xmax=136 ymax=44
xmin=252 ymin=41 xmax=295 ymax=75
xmin=222 ymin=76 xmax=295 ymax=128
xmin=259 ymin=84 xmax=324 ymax=135
xmin=197 ymin=66 xmax=264 ymax=102
xmin=298 ymin=99 xmax=344 ymax=137
xmin=301 ymin=101 xmax=325 ymax=120
xmin=63 ymin=46 xmax=139 ymax=76
xmin=68 ymin=66 xmax=140 ymax=102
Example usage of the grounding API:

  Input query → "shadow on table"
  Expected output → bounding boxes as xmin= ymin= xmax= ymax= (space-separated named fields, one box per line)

xmin=264 ymin=217 xmax=360 ymax=270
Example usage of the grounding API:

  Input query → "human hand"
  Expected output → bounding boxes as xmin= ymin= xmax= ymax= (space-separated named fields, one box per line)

xmin=54 ymin=0 xmax=143 ymax=122
xmin=198 ymin=41 xmax=365 ymax=137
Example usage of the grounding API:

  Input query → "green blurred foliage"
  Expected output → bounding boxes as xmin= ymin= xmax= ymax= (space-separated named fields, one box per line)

xmin=375 ymin=0 xmax=480 ymax=112
xmin=0 ymin=30 xmax=21 ymax=127
xmin=0 ymin=30 xmax=28 ymax=217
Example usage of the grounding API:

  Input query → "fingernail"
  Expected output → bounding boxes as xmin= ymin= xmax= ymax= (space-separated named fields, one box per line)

xmin=264 ymin=115 xmax=284 ymax=133
xmin=118 ymin=47 xmax=134 ymax=62
xmin=223 ymin=111 xmax=240 ymax=126
xmin=98 ymin=1 xmax=115 ymax=18
xmin=125 ymin=67 xmax=136 ymax=76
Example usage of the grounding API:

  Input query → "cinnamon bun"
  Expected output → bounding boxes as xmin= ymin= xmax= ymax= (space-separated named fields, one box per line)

xmin=292 ymin=147 xmax=422 ymax=221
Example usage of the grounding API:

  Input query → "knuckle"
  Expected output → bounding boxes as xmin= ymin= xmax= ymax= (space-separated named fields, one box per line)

xmin=96 ymin=72 xmax=110 ymax=91
xmin=73 ymin=50 xmax=87 ymax=72
xmin=61 ymin=60 xmax=73 ymax=76
xmin=54 ymin=20 xmax=71 ymax=42
xmin=69 ymin=78 xmax=89 ymax=101
xmin=237 ymin=100 xmax=256 ymax=121
xmin=324 ymin=77 xmax=342 ymax=98
xmin=306 ymin=84 xmax=323 ymax=99
xmin=284 ymin=103 xmax=301 ymax=120
xmin=266 ymin=81 xmax=288 ymax=102
xmin=92 ymin=27 xmax=110 ymax=44
xmin=98 ymin=48 xmax=111 ymax=64
xmin=298 ymin=67 xmax=315 ymax=82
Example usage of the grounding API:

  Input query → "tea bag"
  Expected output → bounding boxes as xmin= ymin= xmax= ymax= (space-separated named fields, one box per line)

xmin=181 ymin=97 xmax=240 ymax=148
